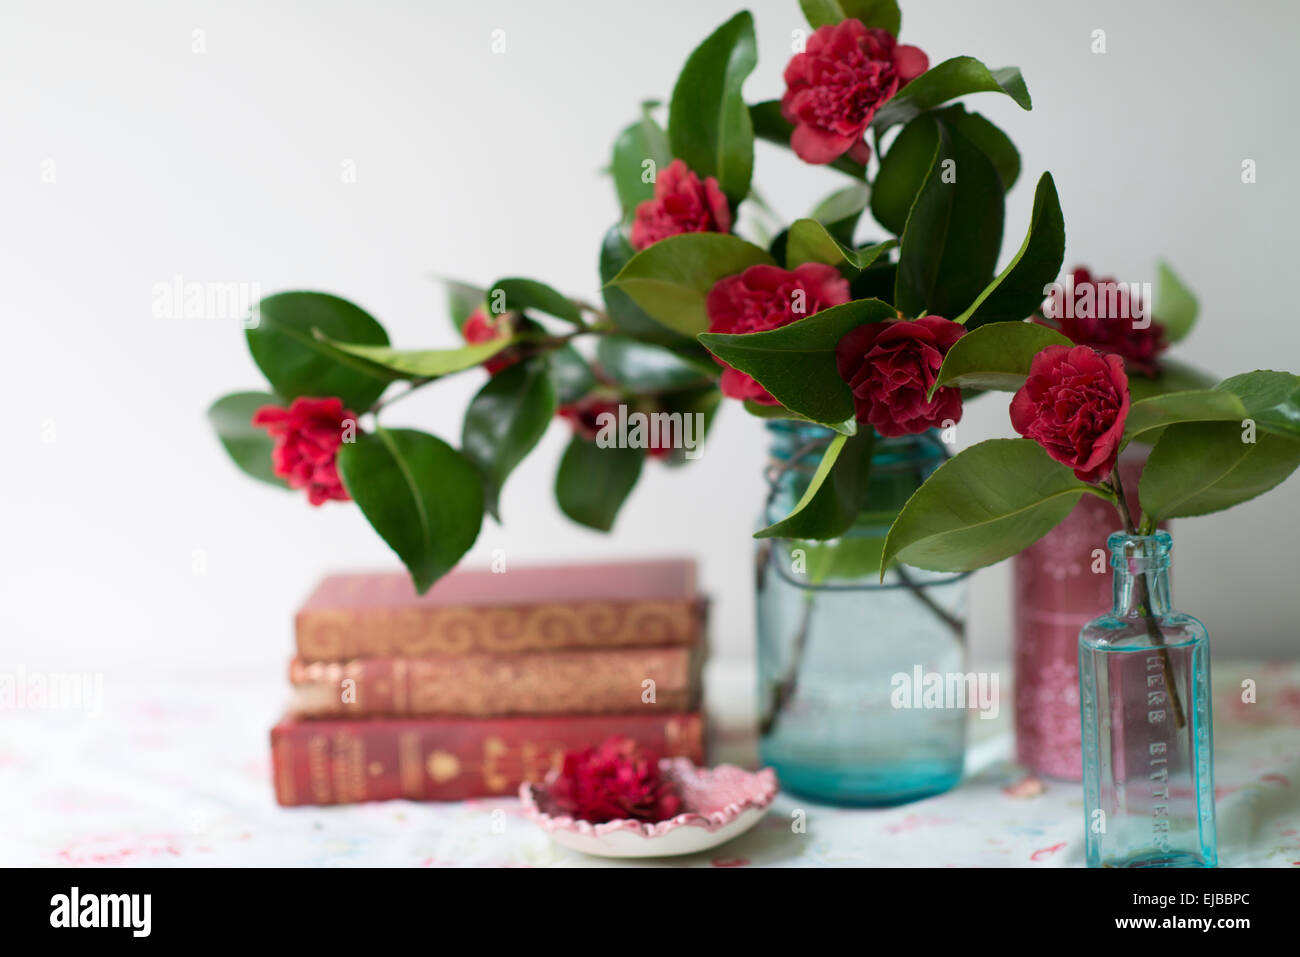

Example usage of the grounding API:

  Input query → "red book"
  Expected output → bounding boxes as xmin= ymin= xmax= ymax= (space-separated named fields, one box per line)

xmin=295 ymin=559 xmax=703 ymax=661
xmin=270 ymin=712 xmax=705 ymax=805
xmin=287 ymin=646 xmax=703 ymax=718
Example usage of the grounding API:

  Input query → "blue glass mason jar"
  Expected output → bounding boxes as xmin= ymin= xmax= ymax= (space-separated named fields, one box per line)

xmin=756 ymin=421 xmax=969 ymax=806
xmin=1079 ymin=531 xmax=1217 ymax=867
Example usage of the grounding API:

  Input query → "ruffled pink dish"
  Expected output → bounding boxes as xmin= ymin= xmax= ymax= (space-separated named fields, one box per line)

xmin=520 ymin=758 xmax=779 ymax=858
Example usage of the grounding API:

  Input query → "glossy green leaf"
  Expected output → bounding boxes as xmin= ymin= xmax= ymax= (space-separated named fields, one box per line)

xmin=554 ymin=437 xmax=644 ymax=531
xmin=870 ymin=114 xmax=940 ymax=236
xmin=871 ymin=57 xmax=1032 ymax=132
xmin=487 ymin=278 xmax=583 ymax=326
xmin=208 ymin=391 xmax=289 ymax=489
xmin=336 ymin=429 xmax=484 ymax=594
xmin=930 ymin=321 xmax=1070 ymax=394
xmin=786 ymin=217 xmax=895 ymax=273
xmin=547 ymin=345 xmax=597 ymax=405
xmin=1123 ymin=390 xmax=1248 ymax=443
xmin=894 ymin=118 xmax=1005 ymax=318
xmin=668 ymin=11 xmax=757 ymax=202
xmin=811 ymin=182 xmax=870 ymax=246
xmin=743 ymin=399 xmax=856 ymax=434
xmin=934 ymin=105 xmax=1019 ymax=191
xmin=699 ymin=298 xmax=896 ymax=428
xmin=246 ymin=292 xmax=393 ymax=411
xmin=750 ymin=101 xmax=867 ymax=180
xmin=611 ymin=103 xmax=672 ymax=217
xmin=656 ymin=386 xmax=723 ymax=467
xmin=757 ymin=428 xmax=876 ymax=540
xmin=799 ymin=0 xmax=901 ymax=30
xmin=606 ymin=232 xmax=776 ymax=337
xmin=1139 ymin=422 xmax=1300 ymax=521
xmin=320 ymin=337 xmax=514 ymax=379
xmin=1216 ymin=370 xmax=1300 ymax=439
xmin=882 ymin=438 xmax=1094 ymax=574
xmin=1155 ymin=261 xmax=1198 ymax=344
xmin=956 ymin=173 xmax=1065 ymax=328
xmin=462 ymin=359 xmax=558 ymax=519
xmin=1127 ymin=358 xmax=1217 ymax=402
xmin=599 ymin=226 xmax=688 ymax=346
xmin=596 ymin=336 xmax=716 ymax=392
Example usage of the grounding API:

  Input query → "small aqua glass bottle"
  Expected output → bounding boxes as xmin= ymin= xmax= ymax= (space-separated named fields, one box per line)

xmin=1078 ymin=531 xmax=1217 ymax=867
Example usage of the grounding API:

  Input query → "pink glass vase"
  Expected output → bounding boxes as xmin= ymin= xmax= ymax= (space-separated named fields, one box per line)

xmin=1012 ymin=448 xmax=1151 ymax=780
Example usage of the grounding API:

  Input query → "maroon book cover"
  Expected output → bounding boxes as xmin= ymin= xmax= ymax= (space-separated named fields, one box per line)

xmin=270 ymin=711 xmax=705 ymax=805
xmin=288 ymin=645 xmax=703 ymax=718
xmin=295 ymin=559 xmax=703 ymax=661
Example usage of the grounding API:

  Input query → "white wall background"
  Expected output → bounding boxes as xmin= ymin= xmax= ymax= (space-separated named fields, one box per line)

xmin=2 ymin=0 xmax=1298 ymax=678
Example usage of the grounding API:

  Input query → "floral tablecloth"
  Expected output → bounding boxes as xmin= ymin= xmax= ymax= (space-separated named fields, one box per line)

xmin=2 ymin=661 xmax=1297 ymax=867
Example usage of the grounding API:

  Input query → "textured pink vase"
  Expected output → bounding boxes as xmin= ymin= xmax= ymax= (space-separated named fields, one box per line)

xmin=1012 ymin=450 xmax=1149 ymax=780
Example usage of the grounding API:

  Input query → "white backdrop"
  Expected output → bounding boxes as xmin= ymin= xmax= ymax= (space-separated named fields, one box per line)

xmin=2 ymin=0 xmax=1298 ymax=679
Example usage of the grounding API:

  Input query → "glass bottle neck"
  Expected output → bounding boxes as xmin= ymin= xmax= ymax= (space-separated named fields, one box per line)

xmin=1108 ymin=531 xmax=1173 ymax=618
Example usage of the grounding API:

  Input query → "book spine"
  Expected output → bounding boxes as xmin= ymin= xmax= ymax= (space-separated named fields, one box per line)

xmin=294 ymin=599 xmax=705 ymax=661
xmin=270 ymin=712 xmax=705 ymax=805
xmin=287 ymin=648 xmax=700 ymax=718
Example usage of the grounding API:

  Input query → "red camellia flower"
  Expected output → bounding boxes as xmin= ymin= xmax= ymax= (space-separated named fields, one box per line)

xmin=706 ymin=263 xmax=851 ymax=405
xmin=1038 ymin=267 xmax=1168 ymax=376
xmin=557 ymin=396 xmax=620 ymax=441
xmin=1010 ymin=344 xmax=1131 ymax=483
xmin=461 ymin=307 xmax=518 ymax=375
xmin=834 ymin=316 xmax=966 ymax=437
xmin=251 ymin=396 xmax=357 ymax=505
xmin=630 ymin=159 xmax=733 ymax=251
xmin=547 ymin=736 xmax=683 ymax=824
xmin=781 ymin=20 xmax=929 ymax=165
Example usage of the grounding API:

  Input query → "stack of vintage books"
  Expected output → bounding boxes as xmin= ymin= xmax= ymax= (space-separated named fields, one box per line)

xmin=270 ymin=558 xmax=707 ymax=805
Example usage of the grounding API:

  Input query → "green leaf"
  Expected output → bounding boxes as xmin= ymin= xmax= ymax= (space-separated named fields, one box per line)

xmin=320 ymin=338 xmax=514 ymax=379
xmin=1216 ymin=370 xmax=1300 ymax=439
xmin=934 ymin=105 xmax=1020 ymax=192
xmin=246 ymin=292 xmax=393 ymax=411
xmin=667 ymin=11 xmax=757 ymax=203
xmin=811 ymin=182 xmax=870 ymax=246
xmin=743 ymin=399 xmax=856 ymax=434
xmin=596 ymin=336 xmax=716 ymax=393
xmin=606 ymin=232 xmax=776 ymax=337
xmin=872 ymin=57 xmax=1032 ymax=132
xmin=894 ymin=118 xmax=1005 ymax=318
xmin=611 ymin=103 xmax=672 ymax=217
xmin=1127 ymin=358 xmax=1217 ymax=402
xmin=699 ymin=298 xmax=895 ymax=428
xmin=487 ymin=278 xmax=583 ymax=326
xmin=870 ymin=113 xmax=940 ymax=236
xmin=599 ymin=226 xmax=688 ymax=346
xmin=799 ymin=0 xmax=901 ymax=32
xmin=750 ymin=101 xmax=867 ymax=180
xmin=547 ymin=345 xmax=597 ymax=405
xmin=756 ymin=428 xmax=876 ymax=539
xmin=800 ymin=535 xmax=889 ymax=583
xmin=956 ymin=173 xmax=1065 ymax=328
xmin=336 ymin=429 xmax=484 ymax=594
xmin=657 ymin=386 xmax=723 ymax=467
xmin=208 ymin=391 xmax=290 ymax=489
xmin=1155 ymin=261 xmax=1198 ymax=344
xmin=882 ymin=438 xmax=1094 ymax=574
xmin=930 ymin=321 xmax=1070 ymax=394
xmin=461 ymin=359 xmax=558 ymax=520
xmin=786 ymin=217 xmax=895 ymax=273
xmin=443 ymin=280 xmax=485 ymax=334
xmin=1139 ymin=422 xmax=1300 ymax=521
xmin=555 ymin=437 xmax=644 ymax=531
xmin=1123 ymin=390 xmax=1248 ymax=443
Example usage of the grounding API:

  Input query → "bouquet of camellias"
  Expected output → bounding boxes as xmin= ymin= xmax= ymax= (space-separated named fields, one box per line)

xmin=210 ymin=0 xmax=1081 ymax=592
